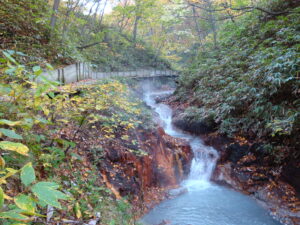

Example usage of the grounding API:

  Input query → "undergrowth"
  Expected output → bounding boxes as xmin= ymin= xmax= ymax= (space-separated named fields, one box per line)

xmin=0 ymin=51 xmax=149 ymax=224
xmin=176 ymin=1 xmax=300 ymax=161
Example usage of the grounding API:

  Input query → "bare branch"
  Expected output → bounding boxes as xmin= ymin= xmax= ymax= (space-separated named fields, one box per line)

xmin=188 ymin=1 xmax=299 ymax=16
xmin=77 ymin=42 xmax=101 ymax=50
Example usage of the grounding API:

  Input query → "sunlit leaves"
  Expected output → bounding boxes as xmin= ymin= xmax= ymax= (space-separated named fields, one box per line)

xmin=0 ymin=141 xmax=29 ymax=156
xmin=0 ymin=156 xmax=5 ymax=169
xmin=0 ymin=168 xmax=19 ymax=185
xmin=0 ymin=46 xmax=75 ymax=224
xmin=45 ymin=63 xmax=53 ymax=70
xmin=14 ymin=194 xmax=36 ymax=213
xmin=0 ymin=119 xmax=22 ymax=127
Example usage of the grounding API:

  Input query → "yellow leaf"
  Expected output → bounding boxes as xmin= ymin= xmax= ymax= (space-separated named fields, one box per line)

xmin=0 ymin=168 xmax=19 ymax=185
xmin=43 ymin=163 xmax=52 ymax=168
xmin=74 ymin=202 xmax=82 ymax=219
xmin=0 ymin=179 xmax=7 ymax=185
xmin=0 ymin=156 xmax=5 ymax=169
xmin=14 ymin=194 xmax=35 ymax=214
xmin=43 ymin=107 xmax=50 ymax=116
xmin=0 ymin=119 xmax=22 ymax=126
xmin=4 ymin=193 xmax=13 ymax=200
xmin=0 ymin=141 xmax=29 ymax=156
xmin=7 ymin=168 xmax=19 ymax=173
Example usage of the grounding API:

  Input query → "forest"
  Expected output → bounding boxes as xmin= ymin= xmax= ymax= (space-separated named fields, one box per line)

xmin=0 ymin=0 xmax=299 ymax=224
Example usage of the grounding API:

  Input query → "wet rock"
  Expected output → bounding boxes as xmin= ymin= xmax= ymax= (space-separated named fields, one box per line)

xmin=167 ymin=187 xmax=188 ymax=198
xmin=249 ymin=143 xmax=269 ymax=157
xmin=203 ymin=134 xmax=232 ymax=152
xmin=172 ymin=114 xmax=217 ymax=135
xmin=106 ymin=148 xmax=122 ymax=162
xmin=203 ymin=134 xmax=233 ymax=164
xmin=237 ymin=154 xmax=257 ymax=167
xmin=251 ymin=173 xmax=269 ymax=182
xmin=235 ymin=170 xmax=252 ymax=183
xmin=226 ymin=143 xmax=250 ymax=164
xmin=155 ymin=93 xmax=173 ymax=103
xmin=212 ymin=163 xmax=244 ymax=191
xmin=281 ymin=160 xmax=300 ymax=196
xmin=157 ymin=220 xmax=171 ymax=225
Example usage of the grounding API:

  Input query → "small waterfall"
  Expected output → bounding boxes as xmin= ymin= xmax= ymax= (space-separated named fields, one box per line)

xmin=141 ymin=84 xmax=281 ymax=225
xmin=143 ymin=88 xmax=219 ymax=190
xmin=184 ymin=138 xmax=218 ymax=190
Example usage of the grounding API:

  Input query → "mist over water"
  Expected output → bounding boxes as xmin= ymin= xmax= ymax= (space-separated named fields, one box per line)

xmin=141 ymin=81 xmax=281 ymax=225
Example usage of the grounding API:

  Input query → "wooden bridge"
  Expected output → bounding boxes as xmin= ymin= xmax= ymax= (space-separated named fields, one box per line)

xmin=41 ymin=62 xmax=178 ymax=84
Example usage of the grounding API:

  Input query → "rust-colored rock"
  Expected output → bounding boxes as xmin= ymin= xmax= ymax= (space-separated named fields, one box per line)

xmin=98 ymin=126 xmax=193 ymax=215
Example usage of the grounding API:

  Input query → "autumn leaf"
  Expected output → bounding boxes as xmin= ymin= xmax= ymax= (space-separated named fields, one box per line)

xmin=0 ymin=141 xmax=29 ymax=156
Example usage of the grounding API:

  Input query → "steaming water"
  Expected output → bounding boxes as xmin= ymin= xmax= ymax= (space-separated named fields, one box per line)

xmin=141 ymin=88 xmax=281 ymax=225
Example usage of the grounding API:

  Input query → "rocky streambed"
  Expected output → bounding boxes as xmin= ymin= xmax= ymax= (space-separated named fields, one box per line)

xmin=161 ymin=94 xmax=300 ymax=225
xmin=82 ymin=80 xmax=299 ymax=225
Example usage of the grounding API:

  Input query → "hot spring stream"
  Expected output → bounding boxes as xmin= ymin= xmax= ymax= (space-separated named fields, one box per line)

xmin=140 ymin=89 xmax=281 ymax=225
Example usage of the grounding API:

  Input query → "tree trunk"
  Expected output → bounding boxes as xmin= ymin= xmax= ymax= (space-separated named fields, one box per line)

xmin=50 ymin=0 xmax=61 ymax=29
xmin=99 ymin=0 xmax=108 ymax=25
xmin=206 ymin=1 xmax=217 ymax=48
xmin=192 ymin=6 xmax=202 ymax=42
xmin=133 ymin=15 xmax=141 ymax=43
xmin=210 ymin=13 xmax=217 ymax=48
xmin=133 ymin=0 xmax=141 ymax=43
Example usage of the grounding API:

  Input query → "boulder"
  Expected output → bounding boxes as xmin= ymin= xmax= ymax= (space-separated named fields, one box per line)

xmin=155 ymin=93 xmax=173 ymax=103
xmin=172 ymin=114 xmax=217 ymax=135
xmin=167 ymin=187 xmax=188 ymax=198
xmin=281 ymin=160 xmax=300 ymax=195
xmin=226 ymin=143 xmax=250 ymax=164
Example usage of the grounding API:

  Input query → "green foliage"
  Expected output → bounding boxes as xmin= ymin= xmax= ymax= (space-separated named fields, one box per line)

xmin=0 ymin=187 xmax=4 ymax=208
xmin=0 ymin=129 xmax=23 ymax=140
xmin=0 ymin=0 xmax=169 ymax=70
xmin=0 ymin=50 xmax=147 ymax=223
xmin=80 ymin=28 xmax=171 ymax=71
xmin=177 ymin=2 xmax=300 ymax=142
xmin=31 ymin=182 xmax=68 ymax=209
xmin=20 ymin=163 xmax=35 ymax=187
xmin=66 ymin=166 xmax=135 ymax=225
xmin=0 ymin=0 xmax=65 ymax=64
xmin=14 ymin=194 xmax=36 ymax=214
xmin=0 ymin=52 xmax=70 ymax=224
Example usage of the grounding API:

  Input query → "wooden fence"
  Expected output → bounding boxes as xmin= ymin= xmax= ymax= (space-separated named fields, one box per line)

xmin=41 ymin=62 xmax=178 ymax=84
